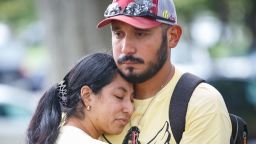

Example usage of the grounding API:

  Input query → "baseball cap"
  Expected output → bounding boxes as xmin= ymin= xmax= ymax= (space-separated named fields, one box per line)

xmin=97 ymin=0 xmax=177 ymax=29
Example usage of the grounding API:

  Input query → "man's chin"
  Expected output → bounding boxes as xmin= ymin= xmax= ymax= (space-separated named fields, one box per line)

xmin=121 ymin=68 xmax=137 ymax=76
xmin=123 ymin=74 xmax=147 ymax=83
xmin=119 ymin=68 xmax=148 ymax=83
xmin=119 ymin=72 xmax=139 ymax=83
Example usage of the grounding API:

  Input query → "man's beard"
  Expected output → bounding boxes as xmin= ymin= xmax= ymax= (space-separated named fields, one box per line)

xmin=118 ymin=34 xmax=168 ymax=83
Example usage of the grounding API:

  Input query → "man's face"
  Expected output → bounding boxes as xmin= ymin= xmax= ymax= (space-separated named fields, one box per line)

xmin=111 ymin=21 xmax=168 ymax=83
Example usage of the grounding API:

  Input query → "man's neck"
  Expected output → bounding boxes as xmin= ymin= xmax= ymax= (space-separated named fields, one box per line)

xmin=134 ymin=63 xmax=175 ymax=99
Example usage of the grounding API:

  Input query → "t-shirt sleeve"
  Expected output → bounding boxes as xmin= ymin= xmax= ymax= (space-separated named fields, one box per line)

xmin=179 ymin=83 xmax=232 ymax=144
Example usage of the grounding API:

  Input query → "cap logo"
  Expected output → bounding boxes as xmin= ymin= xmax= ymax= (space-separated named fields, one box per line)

xmin=162 ymin=10 xmax=169 ymax=19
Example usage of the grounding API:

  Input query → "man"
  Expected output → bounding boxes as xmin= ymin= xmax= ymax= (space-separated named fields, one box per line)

xmin=97 ymin=0 xmax=232 ymax=143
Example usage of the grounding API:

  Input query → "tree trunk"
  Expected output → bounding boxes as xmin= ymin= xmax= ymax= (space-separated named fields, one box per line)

xmin=36 ymin=0 xmax=112 ymax=85
xmin=244 ymin=0 xmax=256 ymax=53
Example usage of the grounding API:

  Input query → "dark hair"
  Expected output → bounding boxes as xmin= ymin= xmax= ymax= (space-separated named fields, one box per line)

xmin=26 ymin=53 xmax=118 ymax=144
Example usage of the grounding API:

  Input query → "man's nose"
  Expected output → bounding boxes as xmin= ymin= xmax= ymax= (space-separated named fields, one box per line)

xmin=121 ymin=36 xmax=136 ymax=55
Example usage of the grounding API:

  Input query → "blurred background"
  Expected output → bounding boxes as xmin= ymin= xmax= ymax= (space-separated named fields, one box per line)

xmin=0 ymin=0 xmax=255 ymax=143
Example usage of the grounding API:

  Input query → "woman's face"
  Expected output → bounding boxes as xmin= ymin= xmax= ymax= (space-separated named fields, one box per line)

xmin=89 ymin=73 xmax=134 ymax=135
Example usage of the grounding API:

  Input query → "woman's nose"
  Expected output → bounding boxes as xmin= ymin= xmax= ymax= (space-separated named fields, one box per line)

xmin=123 ymin=100 xmax=134 ymax=116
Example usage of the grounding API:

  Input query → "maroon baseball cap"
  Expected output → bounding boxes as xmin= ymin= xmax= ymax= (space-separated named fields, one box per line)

xmin=97 ymin=0 xmax=177 ymax=29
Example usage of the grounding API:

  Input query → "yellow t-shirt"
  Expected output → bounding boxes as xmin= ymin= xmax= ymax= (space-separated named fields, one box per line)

xmin=101 ymin=69 xmax=232 ymax=144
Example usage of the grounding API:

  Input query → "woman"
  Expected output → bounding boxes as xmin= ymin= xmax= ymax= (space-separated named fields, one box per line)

xmin=26 ymin=53 xmax=134 ymax=144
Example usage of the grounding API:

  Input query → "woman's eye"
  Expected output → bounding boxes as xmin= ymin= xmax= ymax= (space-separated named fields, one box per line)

xmin=115 ymin=95 xmax=124 ymax=100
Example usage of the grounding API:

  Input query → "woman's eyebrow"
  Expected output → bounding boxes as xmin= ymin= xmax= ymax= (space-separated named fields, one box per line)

xmin=115 ymin=87 xmax=127 ymax=93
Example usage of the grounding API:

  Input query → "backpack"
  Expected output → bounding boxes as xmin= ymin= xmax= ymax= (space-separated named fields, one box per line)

xmin=169 ymin=73 xmax=248 ymax=144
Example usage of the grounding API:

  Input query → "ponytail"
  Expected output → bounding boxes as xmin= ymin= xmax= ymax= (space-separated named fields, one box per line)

xmin=27 ymin=85 xmax=62 ymax=144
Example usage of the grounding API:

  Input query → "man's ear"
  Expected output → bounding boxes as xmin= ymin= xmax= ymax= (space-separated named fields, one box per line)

xmin=167 ymin=25 xmax=182 ymax=48
xmin=80 ymin=85 xmax=92 ymax=106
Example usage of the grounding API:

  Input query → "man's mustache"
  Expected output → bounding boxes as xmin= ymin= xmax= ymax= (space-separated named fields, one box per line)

xmin=117 ymin=55 xmax=144 ymax=64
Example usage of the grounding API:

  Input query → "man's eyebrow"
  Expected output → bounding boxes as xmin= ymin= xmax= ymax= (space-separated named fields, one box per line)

xmin=134 ymin=28 xmax=149 ymax=32
xmin=111 ymin=25 xmax=120 ymax=31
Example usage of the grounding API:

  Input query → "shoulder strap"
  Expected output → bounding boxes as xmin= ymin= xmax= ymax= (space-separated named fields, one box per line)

xmin=169 ymin=73 xmax=205 ymax=144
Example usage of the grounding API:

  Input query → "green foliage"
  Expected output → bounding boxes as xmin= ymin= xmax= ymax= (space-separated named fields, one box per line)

xmin=176 ymin=0 xmax=255 ymax=56
xmin=0 ymin=0 xmax=37 ymax=31
xmin=175 ymin=0 xmax=208 ymax=23
xmin=175 ymin=0 xmax=247 ymax=23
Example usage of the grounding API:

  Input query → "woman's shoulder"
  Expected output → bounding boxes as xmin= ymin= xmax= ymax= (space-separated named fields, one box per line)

xmin=56 ymin=126 xmax=107 ymax=144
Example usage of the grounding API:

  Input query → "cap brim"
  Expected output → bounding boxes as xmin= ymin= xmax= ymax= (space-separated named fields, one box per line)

xmin=97 ymin=15 xmax=161 ymax=29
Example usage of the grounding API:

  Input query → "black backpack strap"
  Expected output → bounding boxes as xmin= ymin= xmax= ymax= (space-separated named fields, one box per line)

xmin=229 ymin=114 xmax=248 ymax=144
xmin=169 ymin=73 xmax=205 ymax=144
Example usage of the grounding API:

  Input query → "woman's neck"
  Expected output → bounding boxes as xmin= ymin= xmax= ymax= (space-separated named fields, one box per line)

xmin=65 ymin=116 xmax=101 ymax=139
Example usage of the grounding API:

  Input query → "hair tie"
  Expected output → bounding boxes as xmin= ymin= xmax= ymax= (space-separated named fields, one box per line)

xmin=57 ymin=80 xmax=69 ymax=107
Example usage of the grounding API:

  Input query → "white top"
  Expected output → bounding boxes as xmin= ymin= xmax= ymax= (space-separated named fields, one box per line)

xmin=56 ymin=126 xmax=107 ymax=144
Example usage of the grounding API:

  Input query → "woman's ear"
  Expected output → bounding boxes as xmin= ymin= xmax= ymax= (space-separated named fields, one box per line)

xmin=80 ymin=85 xmax=92 ymax=106
xmin=167 ymin=25 xmax=182 ymax=48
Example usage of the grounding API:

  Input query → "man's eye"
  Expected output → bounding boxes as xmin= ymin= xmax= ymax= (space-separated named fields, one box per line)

xmin=113 ymin=31 xmax=123 ymax=39
xmin=135 ymin=31 xmax=147 ymax=37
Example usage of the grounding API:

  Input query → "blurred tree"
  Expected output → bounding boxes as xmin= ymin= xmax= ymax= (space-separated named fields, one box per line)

xmin=244 ymin=0 xmax=256 ymax=53
xmin=36 ymin=0 xmax=112 ymax=83
xmin=175 ymin=0 xmax=256 ymax=56
xmin=0 ymin=0 xmax=37 ymax=32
